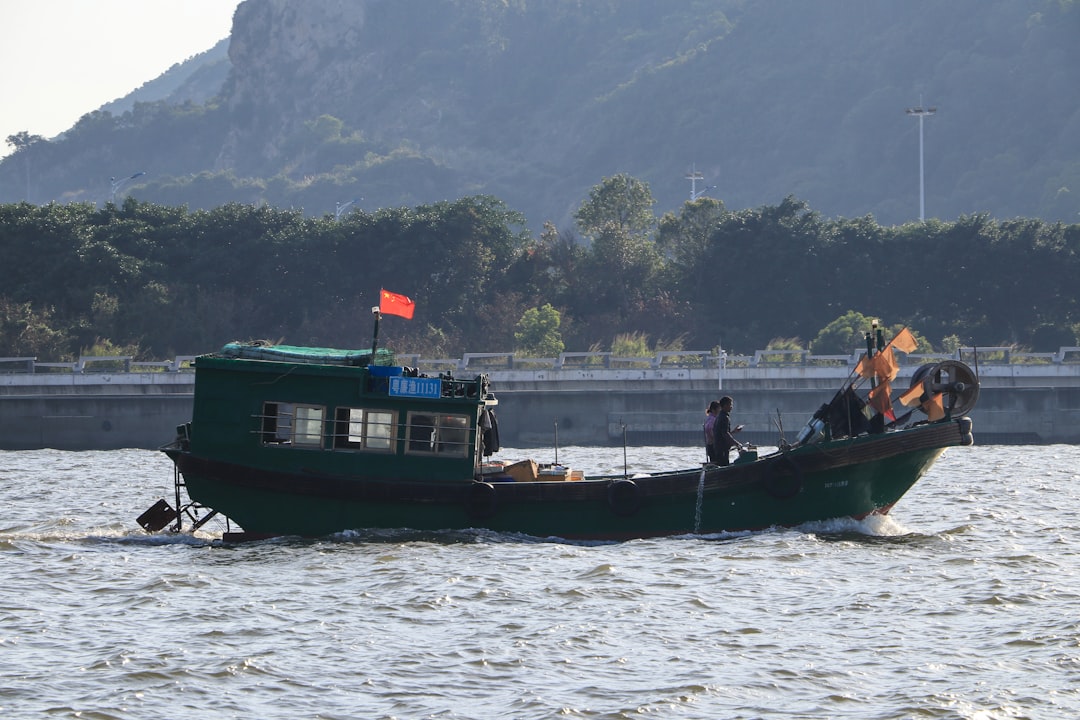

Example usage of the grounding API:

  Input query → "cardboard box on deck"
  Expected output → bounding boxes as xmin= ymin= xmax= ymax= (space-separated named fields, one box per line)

xmin=539 ymin=464 xmax=575 ymax=481
xmin=506 ymin=459 xmax=539 ymax=482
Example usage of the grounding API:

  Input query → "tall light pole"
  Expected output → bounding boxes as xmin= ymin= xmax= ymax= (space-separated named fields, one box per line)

xmin=109 ymin=171 xmax=145 ymax=203
xmin=684 ymin=165 xmax=716 ymax=201
xmin=685 ymin=166 xmax=704 ymax=200
xmin=335 ymin=198 xmax=360 ymax=221
xmin=905 ymin=100 xmax=936 ymax=221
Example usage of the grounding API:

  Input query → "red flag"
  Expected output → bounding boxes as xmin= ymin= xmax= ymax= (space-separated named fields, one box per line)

xmin=379 ymin=289 xmax=415 ymax=319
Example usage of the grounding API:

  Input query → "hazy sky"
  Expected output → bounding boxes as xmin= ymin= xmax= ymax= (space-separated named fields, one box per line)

xmin=1 ymin=0 xmax=242 ymax=158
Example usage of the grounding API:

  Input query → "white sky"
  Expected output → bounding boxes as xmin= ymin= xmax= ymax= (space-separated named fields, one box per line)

xmin=1 ymin=0 xmax=242 ymax=158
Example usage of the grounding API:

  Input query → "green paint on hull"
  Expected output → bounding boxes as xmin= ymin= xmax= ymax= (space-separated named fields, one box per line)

xmin=168 ymin=425 xmax=959 ymax=540
xmin=160 ymin=345 xmax=975 ymax=541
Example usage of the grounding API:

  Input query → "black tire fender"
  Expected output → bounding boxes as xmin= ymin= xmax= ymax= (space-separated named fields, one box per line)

xmin=607 ymin=479 xmax=641 ymax=516
xmin=763 ymin=454 xmax=803 ymax=499
xmin=958 ymin=416 xmax=974 ymax=446
xmin=466 ymin=481 xmax=498 ymax=519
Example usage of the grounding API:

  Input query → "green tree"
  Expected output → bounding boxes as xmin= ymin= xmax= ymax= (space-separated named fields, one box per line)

xmin=656 ymin=196 xmax=726 ymax=275
xmin=809 ymin=311 xmax=879 ymax=355
xmin=576 ymin=220 xmax=666 ymax=342
xmin=574 ymin=173 xmax=656 ymax=240
xmin=761 ymin=336 xmax=804 ymax=363
xmin=4 ymin=131 xmax=45 ymax=201
xmin=652 ymin=197 xmax=728 ymax=342
xmin=3 ymin=131 xmax=43 ymax=153
xmin=810 ymin=311 xmax=932 ymax=355
xmin=940 ymin=335 xmax=963 ymax=354
xmin=689 ymin=196 xmax=823 ymax=350
xmin=514 ymin=304 xmax=564 ymax=357
xmin=611 ymin=331 xmax=650 ymax=357
xmin=79 ymin=337 xmax=144 ymax=371
xmin=0 ymin=297 xmax=71 ymax=360
xmin=513 ymin=221 xmax=584 ymax=308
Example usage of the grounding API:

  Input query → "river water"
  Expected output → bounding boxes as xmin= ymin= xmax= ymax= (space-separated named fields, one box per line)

xmin=2 ymin=444 xmax=1079 ymax=719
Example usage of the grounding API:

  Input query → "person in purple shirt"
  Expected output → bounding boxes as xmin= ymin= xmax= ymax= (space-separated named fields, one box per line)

xmin=703 ymin=400 xmax=720 ymax=463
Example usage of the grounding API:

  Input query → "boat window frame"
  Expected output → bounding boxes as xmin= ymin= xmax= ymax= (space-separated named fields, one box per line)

xmin=404 ymin=411 xmax=472 ymax=457
xmin=261 ymin=401 xmax=293 ymax=444
xmin=260 ymin=401 xmax=326 ymax=448
xmin=333 ymin=407 xmax=397 ymax=452
xmin=292 ymin=404 xmax=326 ymax=447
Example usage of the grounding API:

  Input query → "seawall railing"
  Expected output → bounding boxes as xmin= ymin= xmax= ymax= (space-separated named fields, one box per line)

xmin=2 ymin=347 xmax=1079 ymax=448
xmin=3 ymin=347 xmax=1078 ymax=376
xmin=0 ymin=355 xmax=198 ymax=374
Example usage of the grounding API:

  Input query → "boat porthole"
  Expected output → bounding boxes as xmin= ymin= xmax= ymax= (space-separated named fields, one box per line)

xmin=607 ymin=479 xmax=641 ymax=517
xmin=763 ymin=456 xmax=803 ymax=500
xmin=467 ymin=481 xmax=498 ymax=519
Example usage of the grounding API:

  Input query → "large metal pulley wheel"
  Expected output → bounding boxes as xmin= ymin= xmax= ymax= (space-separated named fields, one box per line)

xmin=919 ymin=359 xmax=980 ymax=416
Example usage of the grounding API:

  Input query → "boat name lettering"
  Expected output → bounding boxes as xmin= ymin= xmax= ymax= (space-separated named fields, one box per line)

xmin=389 ymin=376 xmax=442 ymax=398
xmin=823 ymin=480 xmax=849 ymax=489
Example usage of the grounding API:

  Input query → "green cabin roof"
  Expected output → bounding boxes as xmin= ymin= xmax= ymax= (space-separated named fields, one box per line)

xmin=217 ymin=342 xmax=394 ymax=367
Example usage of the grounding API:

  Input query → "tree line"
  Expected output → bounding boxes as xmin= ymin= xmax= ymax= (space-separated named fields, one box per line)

xmin=1 ymin=175 xmax=1077 ymax=362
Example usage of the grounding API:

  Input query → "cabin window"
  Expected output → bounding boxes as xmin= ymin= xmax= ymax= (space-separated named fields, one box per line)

xmin=262 ymin=402 xmax=292 ymax=443
xmin=334 ymin=408 xmax=396 ymax=451
xmin=405 ymin=412 xmax=471 ymax=457
xmin=261 ymin=402 xmax=325 ymax=448
xmin=294 ymin=405 xmax=325 ymax=447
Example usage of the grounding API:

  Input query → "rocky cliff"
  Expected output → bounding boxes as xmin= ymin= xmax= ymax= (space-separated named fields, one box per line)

xmin=2 ymin=0 xmax=1077 ymax=229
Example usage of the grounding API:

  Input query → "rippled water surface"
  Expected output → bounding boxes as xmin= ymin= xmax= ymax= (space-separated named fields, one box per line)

xmin=3 ymin=444 xmax=1080 ymax=719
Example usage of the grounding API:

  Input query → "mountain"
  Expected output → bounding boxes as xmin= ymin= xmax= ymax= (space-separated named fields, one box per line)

xmin=97 ymin=40 xmax=232 ymax=118
xmin=2 ymin=0 xmax=1078 ymax=230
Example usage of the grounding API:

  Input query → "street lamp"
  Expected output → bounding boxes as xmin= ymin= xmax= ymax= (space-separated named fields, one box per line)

xmin=684 ymin=166 xmax=706 ymax=200
xmin=109 ymin=171 xmax=146 ymax=203
xmin=905 ymin=100 xmax=936 ymax=221
xmin=335 ymin=198 xmax=360 ymax=221
xmin=691 ymin=184 xmax=717 ymax=201
xmin=685 ymin=164 xmax=716 ymax=201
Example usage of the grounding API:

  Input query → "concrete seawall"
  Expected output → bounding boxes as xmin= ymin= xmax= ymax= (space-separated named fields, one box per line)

xmin=2 ymin=360 xmax=1078 ymax=449
xmin=488 ymin=363 xmax=1080 ymax=447
xmin=0 ymin=372 xmax=195 ymax=450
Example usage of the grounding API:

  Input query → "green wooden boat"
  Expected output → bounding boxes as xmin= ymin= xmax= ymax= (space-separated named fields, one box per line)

xmin=148 ymin=341 xmax=978 ymax=541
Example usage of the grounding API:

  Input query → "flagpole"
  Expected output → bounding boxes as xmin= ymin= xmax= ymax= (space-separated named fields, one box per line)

xmin=370 ymin=306 xmax=381 ymax=364
xmin=867 ymin=321 xmax=888 ymax=433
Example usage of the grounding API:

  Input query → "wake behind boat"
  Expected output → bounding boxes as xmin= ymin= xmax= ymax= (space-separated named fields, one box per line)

xmin=142 ymin=328 xmax=978 ymax=542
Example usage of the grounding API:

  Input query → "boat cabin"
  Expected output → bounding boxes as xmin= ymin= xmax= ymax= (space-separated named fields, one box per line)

xmin=180 ymin=343 xmax=496 ymax=485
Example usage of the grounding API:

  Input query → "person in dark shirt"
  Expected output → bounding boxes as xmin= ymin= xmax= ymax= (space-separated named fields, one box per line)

xmin=711 ymin=395 xmax=744 ymax=466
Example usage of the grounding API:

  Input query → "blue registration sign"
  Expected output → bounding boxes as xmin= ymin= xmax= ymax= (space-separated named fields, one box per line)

xmin=388 ymin=376 xmax=442 ymax=399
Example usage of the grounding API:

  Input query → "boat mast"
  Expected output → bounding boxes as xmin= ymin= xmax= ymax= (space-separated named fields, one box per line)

xmin=370 ymin=306 xmax=381 ymax=362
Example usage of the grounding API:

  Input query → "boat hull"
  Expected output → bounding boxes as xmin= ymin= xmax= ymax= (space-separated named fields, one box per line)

xmin=164 ymin=417 xmax=972 ymax=540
